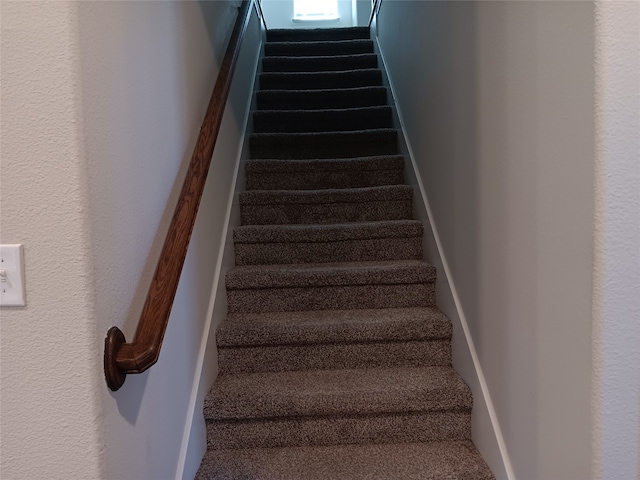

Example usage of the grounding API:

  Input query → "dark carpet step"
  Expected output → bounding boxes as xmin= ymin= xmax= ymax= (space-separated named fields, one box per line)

xmin=239 ymin=184 xmax=412 ymax=226
xmin=209 ymin=410 xmax=469 ymax=451
xmin=253 ymin=106 xmax=392 ymax=133
xmin=218 ymin=339 xmax=451 ymax=374
xmin=226 ymin=260 xmax=435 ymax=290
xmin=257 ymin=86 xmax=388 ymax=110
xmin=217 ymin=307 xmax=452 ymax=348
xmin=225 ymin=260 xmax=436 ymax=313
xmin=218 ymin=306 xmax=452 ymax=373
xmin=233 ymin=232 xmax=421 ymax=265
xmin=218 ymin=306 xmax=452 ymax=374
xmin=259 ymin=69 xmax=382 ymax=90
xmin=205 ymin=366 xmax=472 ymax=449
xmin=233 ymin=219 xmax=422 ymax=265
xmin=262 ymin=53 xmax=378 ymax=72
xmin=245 ymin=155 xmax=404 ymax=191
xmin=265 ymin=39 xmax=374 ymax=57
xmin=266 ymin=27 xmax=370 ymax=43
xmin=249 ymin=128 xmax=398 ymax=160
xmin=196 ymin=440 xmax=495 ymax=480
xmin=206 ymin=366 xmax=470 ymax=419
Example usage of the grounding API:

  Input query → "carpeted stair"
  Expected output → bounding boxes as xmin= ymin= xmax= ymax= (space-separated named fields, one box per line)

xmin=196 ymin=27 xmax=494 ymax=479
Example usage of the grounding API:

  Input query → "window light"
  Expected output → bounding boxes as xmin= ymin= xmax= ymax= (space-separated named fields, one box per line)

xmin=293 ymin=0 xmax=339 ymax=21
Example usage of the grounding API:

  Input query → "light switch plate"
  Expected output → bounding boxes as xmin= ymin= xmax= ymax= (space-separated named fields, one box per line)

xmin=1 ymin=244 xmax=26 ymax=307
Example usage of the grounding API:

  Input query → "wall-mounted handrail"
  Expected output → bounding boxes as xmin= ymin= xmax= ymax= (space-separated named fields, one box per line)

xmin=255 ymin=0 xmax=267 ymax=30
xmin=104 ymin=0 xmax=257 ymax=391
xmin=369 ymin=0 xmax=382 ymax=27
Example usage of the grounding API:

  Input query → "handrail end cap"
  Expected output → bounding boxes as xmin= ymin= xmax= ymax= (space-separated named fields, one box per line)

xmin=104 ymin=327 xmax=127 ymax=391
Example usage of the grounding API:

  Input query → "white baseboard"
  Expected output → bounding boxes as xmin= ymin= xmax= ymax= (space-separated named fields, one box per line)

xmin=373 ymin=35 xmax=515 ymax=480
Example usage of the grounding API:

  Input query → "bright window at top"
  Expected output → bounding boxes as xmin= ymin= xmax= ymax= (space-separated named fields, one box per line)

xmin=293 ymin=0 xmax=339 ymax=21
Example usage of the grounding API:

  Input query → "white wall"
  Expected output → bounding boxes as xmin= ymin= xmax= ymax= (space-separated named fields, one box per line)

xmin=1 ymin=1 xmax=256 ymax=478
xmin=1 ymin=2 xmax=104 ymax=478
xmin=356 ymin=0 xmax=372 ymax=27
xmin=377 ymin=2 xmax=596 ymax=479
xmin=592 ymin=2 xmax=640 ymax=478
xmin=261 ymin=0 xmax=354 ymax=29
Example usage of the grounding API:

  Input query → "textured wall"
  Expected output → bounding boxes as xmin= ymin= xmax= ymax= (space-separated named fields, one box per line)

xmin=1 ymin=1 xmax=247 ymax=478
xmin=378 ymin=2 xmax=595 ymax=478
xmin=0 ymin=2 xmax=104 ymax=478
xmin=592 ymin=2 xmax=640 ymax=478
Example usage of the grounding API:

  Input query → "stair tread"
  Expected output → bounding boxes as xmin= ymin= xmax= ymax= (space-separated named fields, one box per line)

xmin=245 ymin=155 xmax=404 ymax=173
xmin=258 ymin=85 xmax=386 ymax=95
xmin=260 ymin=69 xmax=382 ymax=90
xmin=253 ymin=105 xmax=391 ymax=119
xmin=218 ymin=306 xmax=450 ymax=347
xmin=226 ymin=260 xmax=436 ymax=290
xmin=261 ymin=68 xmax=381 ymax=78
xmin=234 ymin=236 xmax=422 ymax=265
xmin=245 ymin=159 xmax=404 ymax=190
xmin=250 ymin=127 xmax=396 ymax=140
xmin=265 ymin=39 xmax=374 ymax=56
xmin=253 ymin=106 xmax=392 ymax=133
xmin=262 ymin=53 xmax=377 ymax=72
xmin=233 ymin=220 xmax=422 ymax=244
xmin=267 ymin=27 xmax=370 ymax=43
xmin=240 ymin=184 xmax=411 ymax=206
xmin=249 ymin=128 xmax=398 ymax=156
xmin=264 ymin=53 xmax=377 ymax=61
xmin=196 ymin=440 xmax=494 ymax=480
xmin=218 ymin=337 xmax=451 ymax=374
xmin=249 ymin=128 xmax=398 ymax=160
xmin=257 ymin=86 xmax=388 ymax=110
xmin=267 ymin=39 xmax=372 ymax=47
xmin=217 ymin=305 xmax=452 ymax=373
xmin=261 ymin=68 xmax=381 ymax=77
xmin=205 ymin=365 xmax=472 ymax=420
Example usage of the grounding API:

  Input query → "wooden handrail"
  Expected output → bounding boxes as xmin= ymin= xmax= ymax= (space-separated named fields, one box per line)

xmin=369 ymin=0 xmax=382 ymax=27
xmin=255 ymin=0 xmax=267 ymax=30
xmin=104 ymin=0 xmax=256 ymax=391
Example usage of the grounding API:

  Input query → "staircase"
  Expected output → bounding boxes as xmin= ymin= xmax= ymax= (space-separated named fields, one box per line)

xmin=196 ymin=27 xmax=494 ymax=479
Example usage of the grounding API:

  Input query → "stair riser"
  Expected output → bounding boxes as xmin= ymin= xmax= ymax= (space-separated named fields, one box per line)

xmin=257 ymin=89 xmax=387 ymax=110
xmin=265 ymin=41 xmax=374 ymax=57
xmin=246 ymin=169 xmax=403 ymax=190
xmin=260 ymin=70 xmax=382 ymax=90
xmin=267 ymin=28 xmax=370 ymax=42
xmin=250 ymin=136 xmax=398 ymax=160
xmin=240 ymin=200 xmax=412 ymax=225
xmin=226 ymin=283 xmax=436 ymax=314
xmin=262 ymin=55 xmax=378 ymax=72
xmin=207 ymin=411 xmax=471 ymax=450
xmin=253 ymin=109 xmax=392 ymax=133
xmin=234 ymin=237 xmax=423 ymax=265
xmin=218 ymin=340 xmax=451 ymax=374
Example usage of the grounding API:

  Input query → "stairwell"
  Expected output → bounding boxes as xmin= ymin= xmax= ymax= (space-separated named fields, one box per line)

xmin=196 ymin=26 xmax=494 ymax=479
